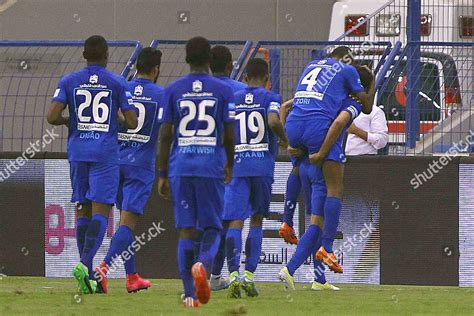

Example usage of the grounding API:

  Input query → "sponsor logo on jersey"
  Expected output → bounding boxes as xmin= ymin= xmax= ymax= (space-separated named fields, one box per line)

xmin=134 ymin=85 xmax=143 ymax=96
xmin=192 ymin=80 xmax=202 ymax=93
xmin=245 ymin=93 xmax=254 ymax=104
xmin=89 ymin=74 xmax=98 ymax=84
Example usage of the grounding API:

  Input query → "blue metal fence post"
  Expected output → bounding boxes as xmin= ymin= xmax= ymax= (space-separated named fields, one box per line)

xmin=406 ymin=0 xmax=421 ymax=148
xmin=269 ymin=49 xmax=281 ymax=94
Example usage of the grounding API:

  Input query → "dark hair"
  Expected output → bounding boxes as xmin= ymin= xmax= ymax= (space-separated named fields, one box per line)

xmin=357 ymin=66 xmax=374 ymax=91
xmin=246 ymin=58 xmax=268 ymax=80
xmin=136 ymin=47 xmax=162 ymax=74
xmin=210 ymin=45 xmax=232 ymax=74
xmin=83 ymin=35 xmax=108 ymax=62
xmin=185 ymin=36 xmax=211 ymax=66
xmin=328 ymin=46 xmax=353 ymax=59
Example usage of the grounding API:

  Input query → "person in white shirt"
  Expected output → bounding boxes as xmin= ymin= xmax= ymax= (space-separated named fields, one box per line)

xmin=345 ymin=105 xmax=388 ymax=155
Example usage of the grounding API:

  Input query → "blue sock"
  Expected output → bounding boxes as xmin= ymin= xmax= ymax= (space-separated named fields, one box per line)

xmin=211 ymin=228 xmax=227 ymax=276
xmin=313 ymin=236 xmax=326 ymax=283
xmin=198 ymin=228 xmax=221 ymax=271
xmin=81 ymin=214 xmax=108 ymax=278
xmin=178 ymin=238 xmax=195 ymax=298
xmin=283 ymin=171 xmax=302 ymax=227
xmin=322 ymin=197 xmax=342 ymax=253
xmin=287 ymin=225 xmax=321 ymax=275
xmin=244 ymin=226 xmax=263 ymax=273
xmin=194 ymin=229 xmax=204 ymax=263
xmin=124 ymin=253 xmax=136 ymax=275
xmin=104 ymin=225 xmax=133 ymax=269
xmin=225 ymin=228 xmax=242 ymax=273
xmin=76 ymin=217 xmax=90 ymax=257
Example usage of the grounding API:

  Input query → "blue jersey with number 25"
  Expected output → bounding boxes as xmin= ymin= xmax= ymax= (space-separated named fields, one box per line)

xmin=290 ymin=58 xmax=364 ymax=122
xmin=160 ymin=73 xmax=235 ymax=178
xmin=52 ymin=65 xmax=135 ymax=163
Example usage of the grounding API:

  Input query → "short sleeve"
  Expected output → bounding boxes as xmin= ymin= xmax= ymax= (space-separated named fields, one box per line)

xmin=223 ymin=85 xmax=235 ymax=123
xmin=159 ymin=87 xmax=174 ymax=124
xmin=341 ymin=99 xmax=362 ymax=123
xmin=268 ymin=93 xmax=282 ymax=115
xmin=52 ymin=76 xmax=68 ymax=104
xmin=343 ymin=65 xmax=365 ymax=94
xmin=118 ymin=78 xmax=136 ymax=113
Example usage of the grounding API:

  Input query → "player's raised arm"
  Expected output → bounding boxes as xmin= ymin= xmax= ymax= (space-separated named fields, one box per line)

xmin=279 ymin=98 xmax=293 ymax=127
xmin=118 ymin=78 xmax=138 ymax=129
xmin=268 ymin=97 xmax=288 ymax=149
xmin=352 ymin=67 xmax=375 ymax=114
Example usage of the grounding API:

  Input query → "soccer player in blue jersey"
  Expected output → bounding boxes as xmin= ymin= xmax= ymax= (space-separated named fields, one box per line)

xmin=94 ymin=47 xmax=163 ymax=294
xmin=223 ymin=58 xmax=288 ymax=298
xmin=157 ymin=36 xmax=235 ymax=308
xmin=47 ymin=35 xmax=138 ymax=294
xmin=209 ymin=45 xmax=248 ymax=291
xmin=278 ymin=63 xmax=374 ymax=289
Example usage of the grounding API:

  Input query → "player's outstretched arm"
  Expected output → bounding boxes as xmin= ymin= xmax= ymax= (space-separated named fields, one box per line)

xmin=122 ymin=109 xmax=138 ymax=129
xmin=268 ymin=112 xmax=288 ymax=149
xmin=157 ymin=123 xmax=173 ymax=199
xmin=223 ymin=122 xmax=235 ymax=184
xmin=47 ymin=101 xmax=69 ymax=126
xmin=280 ymin=98 xmax=293 ymax=127
xmin=309 ymin=111 xmax=351 ymax=166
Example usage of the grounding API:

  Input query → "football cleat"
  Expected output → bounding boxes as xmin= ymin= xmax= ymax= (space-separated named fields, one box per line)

xmin=311 ymin=281 xmax=340 ymax=291
xmin=94 ymin=262 xmax=108 ymax=294
xmin=241 ymin=271 xmax=259 ymax=297
xmin=126 ymin=273 xmax=152 ymax=293
xmin=191 ymin=262 xmax=211 ymax=304
xmin=277 ymin=267 xmax=295 ymax=291
xmin=279 ymin=222 xmax=298 ymax=245
xmin=227 ymin=271 xmax=242 ymax=299
xmin=182 ymin=296 xmax=200 ymax=308
xmin=72 ymin=262 xmax=96 ymax=294
xmin=316 ymin=246 xmax=343 ymax=274
xmin=210 ymin=274 xmax=229 ymax=291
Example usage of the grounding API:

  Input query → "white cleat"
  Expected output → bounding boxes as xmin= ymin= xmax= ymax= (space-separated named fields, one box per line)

xmin=210 ymin=274 xmax=229 ymax=291
xmin=277 ymin=267 xmax=295 ymax=291
xmin=311 ymin=281 xmax=340 ymax=291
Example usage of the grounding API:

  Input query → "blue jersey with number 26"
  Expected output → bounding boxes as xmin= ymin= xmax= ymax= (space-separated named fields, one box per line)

xmin=233 ymin=86 xmax=281 ymax=178
xmin=52 ymin=65 xmax=135 ymax=163
xmin=290 ymin=58 xmax=364 ymax=122
xmin=118 ymin=78 xmax=164 ymax=171
xmin=160 ymin=74 xmax=235 ymax=178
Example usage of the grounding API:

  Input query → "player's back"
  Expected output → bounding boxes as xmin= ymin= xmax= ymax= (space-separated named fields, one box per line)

xmin=290 ymin=58 xmax=364 ymax=122
xmin=161 ymin=73 xmax=235 ymax=178
xmin=118 ymin=78 xmax=164 ymax=170
xmin=214 ymin=75 xmax=248 ymax=93
xmin=55 ymin=65 xmax=133 ymax=163
xmin=233 ymin=86 xmax=281 ymax=178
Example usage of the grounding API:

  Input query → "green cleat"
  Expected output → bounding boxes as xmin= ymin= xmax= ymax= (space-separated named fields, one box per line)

xmin=72 ymin=262 xmax=96 ymax=294
xmin=242 ymin=271 xmax=259 ymax=297
xmin=227 ymin=271 xmax=242 ymax=299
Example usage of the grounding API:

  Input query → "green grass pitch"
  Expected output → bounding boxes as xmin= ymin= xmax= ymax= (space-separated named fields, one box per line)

xmin=1 ymin=277 xmax=474 ymax=315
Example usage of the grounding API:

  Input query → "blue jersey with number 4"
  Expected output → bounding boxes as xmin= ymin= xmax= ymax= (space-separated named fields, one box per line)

xmin=118 ymin=78 xmax=164 ymax=171
xmin=233 ymin=86 xmax=281 ymax=178
xmin=160 ymin=73 xmax=235 ymax=178
xmin=52 ymin=65 xmax=135 ymax=163
xmin=290 ymin=58 xmax=364 ymax=122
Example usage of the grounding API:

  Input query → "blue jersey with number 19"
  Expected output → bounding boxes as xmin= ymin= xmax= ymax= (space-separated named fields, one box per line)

xmin=52 ymin=65 xmax=135 ymax=163
xmin=160 ymin=73 xmax=235 ymax=178
xmin=118 ymin=78 xmax=164 ymax=171
xmin=233 ymin=87 xmax=281 ymax=178
xmin=290 ymin=58 xmax=364 ymax=122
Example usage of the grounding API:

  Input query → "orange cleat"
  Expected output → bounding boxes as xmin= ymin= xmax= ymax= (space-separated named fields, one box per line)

xmin=279 ymin=222 xmax=298 ymax=245
xmin=183 ymin=296 xmax=200 ymax=308
xmin=316 ymin=246 xmax=343 ymax=274
xmin=126 ymin=273 xmax=152 ymax=293
xmin=94 ymin=262 xmax=109 ymax=294
xmin=192 ymin=262 xmax=211 ymax=304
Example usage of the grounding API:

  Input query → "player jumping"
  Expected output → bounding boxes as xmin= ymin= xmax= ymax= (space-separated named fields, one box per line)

xmin=47 ymin=35 xmax=138 ymax=294
xmin=223 ymin=58 xmax=288 ymax=298
xmin=94 ymin=47 xmax=163 ymax=294
xmin=209 ymin=45 xmax=248 ymax=291
xmin=157 ymin=36 xmax=235 ymax=308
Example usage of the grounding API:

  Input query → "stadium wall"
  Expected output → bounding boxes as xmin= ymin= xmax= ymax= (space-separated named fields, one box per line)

xmin=0 ymin=0 xmax=336 ymax=43
xmin=1 ymin=155 xmax=469 ymax=286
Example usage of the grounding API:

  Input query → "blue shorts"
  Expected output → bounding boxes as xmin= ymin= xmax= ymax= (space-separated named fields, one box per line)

xmin=116 ymin=165 xmax=155 ymax=215
xmin=170 ymin=177 xmax=224 ymax=229
xmin=69 ymin=161 xmax=119 ymax=205
xmin=286 ymin=118 xmax=345 ymax=163
xmin=223 ymin=176 xmax=273 ymax=221
xmin=299 ymin=160 xmax=326 ymax=216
